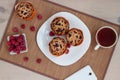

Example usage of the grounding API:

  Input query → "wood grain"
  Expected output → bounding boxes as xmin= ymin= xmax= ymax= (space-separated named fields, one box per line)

xmin=0 ymin=0 xmax=119 ymax=80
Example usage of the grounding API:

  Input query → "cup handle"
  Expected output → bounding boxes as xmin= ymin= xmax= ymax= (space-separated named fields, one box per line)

xmin=94 ymin=44 xmax=100 ymax=50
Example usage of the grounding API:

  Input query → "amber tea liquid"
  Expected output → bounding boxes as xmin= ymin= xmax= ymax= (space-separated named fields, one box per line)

xmin=97 ymin=28 xmax=116 ymax=47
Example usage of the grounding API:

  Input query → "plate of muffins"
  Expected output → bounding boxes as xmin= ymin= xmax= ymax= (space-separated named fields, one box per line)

xmin=37 ymin=12 xmax=91 ymax=66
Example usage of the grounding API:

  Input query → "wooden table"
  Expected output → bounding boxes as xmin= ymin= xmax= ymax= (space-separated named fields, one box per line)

xmin=0 ymin=0 xmax=120 ymax=80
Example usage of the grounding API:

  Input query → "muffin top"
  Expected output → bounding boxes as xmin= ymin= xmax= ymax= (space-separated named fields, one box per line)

xmin=51 ymin=17 xmax=69 ymax=35
xmin=15 ymin=2 xmax=35 ymax=20
xmin=49 ymin=37 xmax=67 ymax=56
xmin=66 ymin=28 xmax=84 ymax=46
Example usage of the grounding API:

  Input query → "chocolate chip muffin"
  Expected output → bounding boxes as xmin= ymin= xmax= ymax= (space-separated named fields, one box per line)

xmin=49 ymin=37 xmax=67 ymax=56
xmin=66 ymin=28 xmax=84 ymax=46
xmin=15 ymin=2 xmax=36 ymax=20
xmin=51 ymin=17 xmax=69 ymax=35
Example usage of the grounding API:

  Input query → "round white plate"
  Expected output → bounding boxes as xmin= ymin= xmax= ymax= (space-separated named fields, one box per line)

xmin=37 ymin=12 xmax=91 ymax=66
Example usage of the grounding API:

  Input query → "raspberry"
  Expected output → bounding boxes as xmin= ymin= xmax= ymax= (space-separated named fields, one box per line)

xmin=13 ymin=48 xmax=17 ymax=53
xmin=23 ymin=57 xmax=29 ymax=62
xmin=14 ymin=42 xmax=19 ymax=46
xmin=8 ymin=47 xmax=12 ymax=52
xmin=11 ymin=39 xmax=16 ymax=45
xmin=67 ymin=43 xmax=71 ymax=48
xmin=37 ymin=14 xmax=42 ymax=20
xmin=49 ymin=31 xmax=55 ymax=36
xmin=16 ymin=46 xmax=20 ymax=50
xmin=20 ymin=46 xmax=26 ymax=51
xmin=7 ymin=34 xmax=27 ymax=54
xmin=30 ymin=26 xmax=35 ymax=31
xmin=36 ymin=58 xmax=41 ymax=64
xmin=20 ymin=41 xmax=25 ymax=46
xmin=17 ymin=37 xmax=23 ymax=42
xmin=19 ymin=34 xmax=24 ymax=39
xmin=21 ymin=24 xmax=26 ymax=29
xmin=10 ymin=45 xmax=14 ymax=50
xmin=10 ymin=36 xmax=14 ymax=40
xmin=7 ymin=41 xmax=11 ymax=46
xmin=16 ymin=50 xmax=20 ymax=54
xmin=65 ymin=49 xmax=69 ymax=54
xmin=12 ymin=27 xmax=18 ymax=32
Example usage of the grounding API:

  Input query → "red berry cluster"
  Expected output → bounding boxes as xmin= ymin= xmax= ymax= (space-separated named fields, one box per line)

xmin=7 ymin=34 xmax=26 ymax=54
xmin=10 ymin=13 xmax=43 ymax=62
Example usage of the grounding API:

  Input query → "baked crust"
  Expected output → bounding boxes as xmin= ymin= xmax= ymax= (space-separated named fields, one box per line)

xmin=15 ymin=2 xmax=36 ymax=20
xmin=49 ymin=37 xmax=67 ymax=56
xmin=51 ymin=17 xmax=69 ymax=35
xmin=66 ymin=28 xmax=84 ymax=46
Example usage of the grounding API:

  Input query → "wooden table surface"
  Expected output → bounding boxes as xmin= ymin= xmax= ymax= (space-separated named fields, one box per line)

xmin=0 ymin=0 xmax=120 ymax=80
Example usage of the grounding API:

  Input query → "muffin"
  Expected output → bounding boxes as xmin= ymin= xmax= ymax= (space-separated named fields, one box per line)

xmin=15 ymin=1 xmax=36 ymax=20
xmin=66 ymin=28 xmax=84 ymax=46
xmin=49 ymin=37 xmax=67 ymax=56
xmin=51 ymin=17 xmax=69 ymax=35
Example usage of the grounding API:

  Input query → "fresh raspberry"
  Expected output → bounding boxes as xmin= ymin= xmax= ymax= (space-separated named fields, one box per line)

xmin=16 ymin=50 xmax=20 ymax=54
xmin=10 ymin=36 xmax=14 ymax=40
xmin=37 ymin=14 xmax=42 ymax=20
xmin=23 ymin=57 xmax=29 ymax=62
xmin=7 ymin=34 xmax=27 ymax=54
xmin=17 ymin=37 xmax=23 ymax=42
xmin=49 ymin=31 xmax=55 ymax=36
xmin=11 ymin=39 xmax=16 ymax=45
xmin=65 ymin=49 xmax=69 ymax=54
xmin=7 ymin=41 xmax=11 ymax=46
xmin=20 ymin=41 xmax=25 ymax=46
xmin=8 ymin=47 xmax=12 ymax=52
xmin=14 ymin=42 xmax=19 ymax=46
xmin=13 ymin=48 xmax=17 ymax=53
xmin=13 ymin=46 xmax=21 ymax=54
xmin=20 ymin=46 xmax=26 ymax=51
xmin=16 ymin=46 xmax=21 ymax=50
xmin=9 ymin=45 xmax=14 ymax=50
xmin=21 ymin=24 xmax=26 ymax=29
xmin=67 ymin=43 xmax=71 ymax=48
xmin=19 ymin=34 xmax=24 ymax=39
xmin=30 ymin=26 xmax=35 ymax=31
xmin=36 ymin=58 xmax=42 ymax=64
xmin=12 ymin=27 xmax=18 ymax=32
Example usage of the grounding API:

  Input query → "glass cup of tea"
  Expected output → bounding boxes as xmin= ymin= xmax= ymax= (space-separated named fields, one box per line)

xmin=94 ymin=26 xmax=118 ymax=50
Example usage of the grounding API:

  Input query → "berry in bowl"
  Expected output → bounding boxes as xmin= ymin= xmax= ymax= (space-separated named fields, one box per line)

xmin=7 ymin=33 xmax=28 ymax=55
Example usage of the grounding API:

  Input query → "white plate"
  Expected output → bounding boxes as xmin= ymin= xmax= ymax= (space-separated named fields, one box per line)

xmin=37 ymin=12 xmax=91 ymax=66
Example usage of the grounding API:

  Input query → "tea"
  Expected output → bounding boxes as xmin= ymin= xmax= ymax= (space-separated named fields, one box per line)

xmin=97 ymin=28 xmax=116 ymax=47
